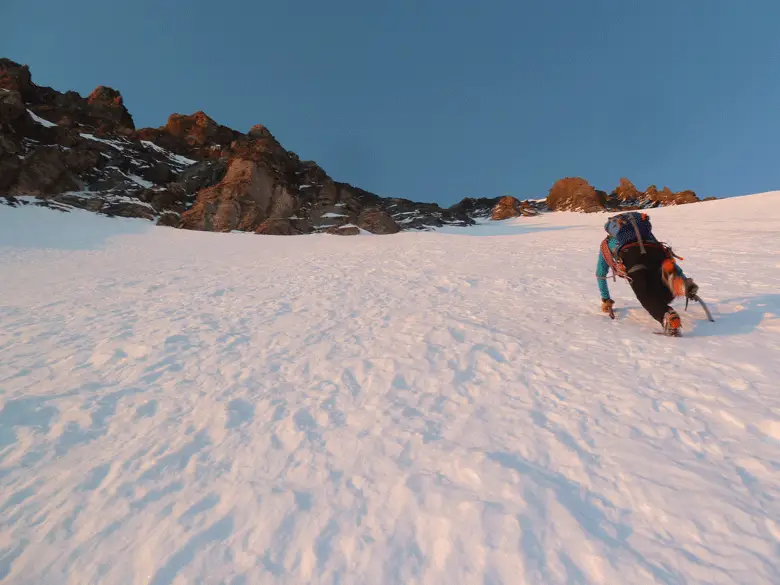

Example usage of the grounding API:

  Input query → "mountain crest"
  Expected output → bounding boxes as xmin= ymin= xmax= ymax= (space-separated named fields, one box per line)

xmin=1 ymin=58 xmax=703 ymax=234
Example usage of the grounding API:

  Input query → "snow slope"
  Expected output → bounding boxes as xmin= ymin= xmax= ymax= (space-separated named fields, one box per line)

xmin=1 ymin=194 xmax=779 ymax=585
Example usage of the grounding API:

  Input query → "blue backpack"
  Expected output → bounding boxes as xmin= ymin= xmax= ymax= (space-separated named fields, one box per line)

xmin=604 ymin=212 xmax=654 ymax=253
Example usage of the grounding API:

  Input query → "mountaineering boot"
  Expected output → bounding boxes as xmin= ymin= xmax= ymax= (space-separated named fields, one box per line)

xmin=663 ymin=309 xmax=682 ymax=337
xmin=661 ymin=259 xmax=687 ymax=297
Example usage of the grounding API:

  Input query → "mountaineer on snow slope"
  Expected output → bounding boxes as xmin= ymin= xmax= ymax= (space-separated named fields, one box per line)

xmin=597 ymin=212 xmax=699 ymax=336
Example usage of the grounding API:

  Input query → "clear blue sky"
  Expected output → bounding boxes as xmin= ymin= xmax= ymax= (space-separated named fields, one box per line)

xmin=3 ymin=0 xmax=780 ymax=205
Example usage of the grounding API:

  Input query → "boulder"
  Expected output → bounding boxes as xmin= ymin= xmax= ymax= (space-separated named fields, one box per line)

xmin=147 ymin=185 xmax=188 ymax=213
xmin=157 ymin=212 xmax=181 ymax=227
xmin=490 ymin=196 xmax=539 ymax=220
xmin=256 ymin=218 xmax=309 ymax=235
xmin=547 ymin=177 xmax=605 ymax=212
xmin=673 ymin=190 xmax=699 ymax=204
xmin=644 ymin=185 xmax=700 ymax=205
xmin=326 ymin=225 xmax=360 ymax=236
xmin=357 ymin=207 xmax=400 ymax=234
xmin=102 ymin=201 xmax=155 ymax=220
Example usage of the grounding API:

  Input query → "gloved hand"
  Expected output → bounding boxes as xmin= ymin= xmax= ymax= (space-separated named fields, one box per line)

xmin=601 ymin=298 xmax=615 ymax=314
xmin=684 ymin=278 xmax=699 ymax=299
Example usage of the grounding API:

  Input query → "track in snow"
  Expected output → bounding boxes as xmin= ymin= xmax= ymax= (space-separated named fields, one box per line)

xmin=1 ymin=194 xmax=779 ymax=585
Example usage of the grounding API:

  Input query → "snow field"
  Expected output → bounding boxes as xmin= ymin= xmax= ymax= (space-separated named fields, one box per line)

xmin=0 ymin=193 xmax=779 ymax=584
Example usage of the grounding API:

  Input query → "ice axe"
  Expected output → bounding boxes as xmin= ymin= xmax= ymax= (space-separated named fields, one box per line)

xmin=685 ymin=294 xmax=715 ymax=322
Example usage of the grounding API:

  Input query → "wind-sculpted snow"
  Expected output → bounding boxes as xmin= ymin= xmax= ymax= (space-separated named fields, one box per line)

xmin=0 ymin=193 xmax=779 ymax=584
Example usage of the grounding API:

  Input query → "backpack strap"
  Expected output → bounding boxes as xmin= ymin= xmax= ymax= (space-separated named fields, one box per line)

xmin=627 ymin=213 xmax=646 ymax=254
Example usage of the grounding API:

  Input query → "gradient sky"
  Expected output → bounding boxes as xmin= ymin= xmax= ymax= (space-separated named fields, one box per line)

xmin=3 ymin=0 xmax=780 ymax=205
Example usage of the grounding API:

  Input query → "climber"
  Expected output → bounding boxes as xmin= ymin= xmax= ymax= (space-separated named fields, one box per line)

xmin=597 ymin=212 xmax=699 ymax=336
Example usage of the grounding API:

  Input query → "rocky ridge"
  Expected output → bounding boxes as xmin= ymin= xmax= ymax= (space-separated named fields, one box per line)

xmin=1 ymin=58 xmax=704 ymax=234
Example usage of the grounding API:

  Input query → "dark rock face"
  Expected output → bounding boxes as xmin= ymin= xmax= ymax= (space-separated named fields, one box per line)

xmin=0 ymin=89 xmax=27 ymax=172
xmin=175 ymin=159 xmax=228 ymax=194
xmin=0 ymin=156 xmax=20 ymax=191
xmin=0 ymin=88 xmax=26 ymax=126
xmin=14 ymin=147 xmax=92 ymax=195
xmin=0 ymin=59 xmax=34 ymax=99
xmin=0 ymin=57 xmax=705 ymax=233
xmin=85 ymin=86 xmax=135 ymax=132
xmin=0 ymin=59 xmax=135 ymax=135
xmin=141 ymin=162 xmax=176 ymax=185
xmin=379 ymin=198 xmax=475 ymax=230
xmin=449 ymin=197 xmax=501 ymax=218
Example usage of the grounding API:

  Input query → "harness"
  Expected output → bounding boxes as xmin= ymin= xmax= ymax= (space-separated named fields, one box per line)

xmin=599 ymin=239 xmax=680 ymax=283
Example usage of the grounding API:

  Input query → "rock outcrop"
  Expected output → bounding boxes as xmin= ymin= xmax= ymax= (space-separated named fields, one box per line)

xmin=547 ymin=177 xmax=606 ymax=213
xmin=546 ymin=177 xmax=702 ymax=213
xmin=180 ymin=159 xmax=295 ymax=232
xmin=1 ymin=58 xmax=135 ymax=135
xmin=645 ymin=185 xmax=699 ymax=205
xmin=614 ymin=178 xmax=642 ymax=202
xmin=609 ymin=179 xmax=701 ymax=209
xmin=135 ymin=112 xmax=244 ymax=160
xmin=490 ymin=196 xmax=540 ymax=220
